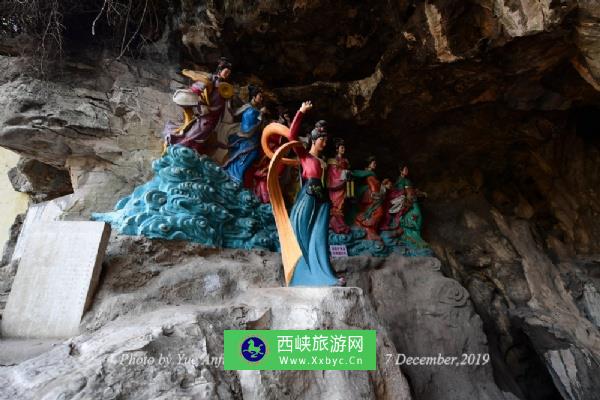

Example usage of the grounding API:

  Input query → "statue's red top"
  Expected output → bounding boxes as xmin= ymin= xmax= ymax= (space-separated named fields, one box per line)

xmin=289 ymin=111 xmax=324 ymax=180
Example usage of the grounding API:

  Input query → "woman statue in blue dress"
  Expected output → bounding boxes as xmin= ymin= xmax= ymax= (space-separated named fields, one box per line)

xmin=262 ymin=101 xmax=345 ymax=287
xmin=223 ymin=85 xmax=266 ymax=183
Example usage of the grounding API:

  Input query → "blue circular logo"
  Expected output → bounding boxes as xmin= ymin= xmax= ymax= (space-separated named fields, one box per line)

xmin=241 ymin=336 xmax=266 ymax=362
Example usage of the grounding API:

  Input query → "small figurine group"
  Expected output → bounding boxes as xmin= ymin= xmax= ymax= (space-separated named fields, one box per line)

xmin=164 ymin=58 xmax=235 ymax=154
xmin=163 ymin=58 xmax=297 ymax=206
xmin=329 ymin=154 xmax=427 ymax=246
xmin=162 ymin=59 xmax=427 ymax=287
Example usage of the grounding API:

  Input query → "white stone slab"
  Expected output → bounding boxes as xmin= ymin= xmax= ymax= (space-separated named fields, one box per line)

xmin=11 ymin=194 xmax=74 ymax=261
xmin=1 ymin=221 xmax=110 ymax=338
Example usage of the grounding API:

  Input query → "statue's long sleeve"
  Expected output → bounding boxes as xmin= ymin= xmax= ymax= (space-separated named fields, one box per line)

xmin=289 ymin=111 xmax=307 ymax=157
xmin=190 ymin=81 xmax=207 ymax=94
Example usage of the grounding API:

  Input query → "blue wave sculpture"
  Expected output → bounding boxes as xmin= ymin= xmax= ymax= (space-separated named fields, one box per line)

xmin=329 ymin=229 xmax=433 ymax=257
xmin=93 ymin=144 xmax=431 ymax=258
xmin=92 ymin=145 xmax=279 ymax=251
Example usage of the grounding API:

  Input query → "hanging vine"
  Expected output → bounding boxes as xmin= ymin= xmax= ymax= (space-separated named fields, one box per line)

xmin=0 ymin=0 xmax=170 ymax=74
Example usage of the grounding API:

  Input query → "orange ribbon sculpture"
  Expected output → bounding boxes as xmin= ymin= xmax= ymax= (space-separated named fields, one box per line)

xmin=260 ymin=123 xmax=303 ymax=285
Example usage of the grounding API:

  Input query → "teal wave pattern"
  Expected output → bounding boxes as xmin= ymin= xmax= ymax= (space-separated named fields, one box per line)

xmin=92 ymin=145 xmax=279 ymax=251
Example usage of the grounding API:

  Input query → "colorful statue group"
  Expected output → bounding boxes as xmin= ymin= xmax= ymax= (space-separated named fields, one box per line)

xmin=163 ymin=58 xmax=235 ymax=154
xmin=327 ymin=153 xmax=428 ymax=244
xmin=95 ymin=58 xmax=430 ymax=288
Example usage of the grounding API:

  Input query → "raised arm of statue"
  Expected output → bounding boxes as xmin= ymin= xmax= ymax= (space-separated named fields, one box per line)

xmin=288 ymin=111 xmax=304 ymax=141
xmin=288 ymin=101 xmax=313 ymax=157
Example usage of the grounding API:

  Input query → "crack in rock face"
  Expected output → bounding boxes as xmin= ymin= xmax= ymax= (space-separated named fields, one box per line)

xmin=425 ymin=3 xmax=462 ymax=63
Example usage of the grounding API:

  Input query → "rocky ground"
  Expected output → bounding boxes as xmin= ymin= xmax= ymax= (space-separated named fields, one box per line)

xmin=1 ymin=235 xmax=513 ymax=400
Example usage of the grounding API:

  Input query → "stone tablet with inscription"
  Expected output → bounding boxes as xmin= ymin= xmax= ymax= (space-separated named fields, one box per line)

xmin=1 ymin=221 xmax=110 ymax=338
xmin=11 ymin=194 xmax=73 ymax=262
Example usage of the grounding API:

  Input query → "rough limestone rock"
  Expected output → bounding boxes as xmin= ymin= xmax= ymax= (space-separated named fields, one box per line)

xmin=0 ymin=236 xmax=509 ymax=399
xmin=236 ymin=287 xmax=412 ymax=400
xmin=7 ymin=157 xmax=72 ymax=203
xmin=429 ymin=199 xmax=600 ymax=400
xmin=1 ymin=305 xmax=243 ymax=399
xmin=0 ymin=213 xmax=24 ymax=266
xmin=0 ymin=56 xmax=180 ymax=220
xmin=338 ymin=256 xmax=517 ymax=400
xmin=0 ymin=260 xmax=17 ymax=320
xmin=491 ymin=212 xmax=600 ymax=400
xmin=0 ymin=237 xmax=407 ymax=399
xmin=576 ymin=0 xmax=600 ymax=88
